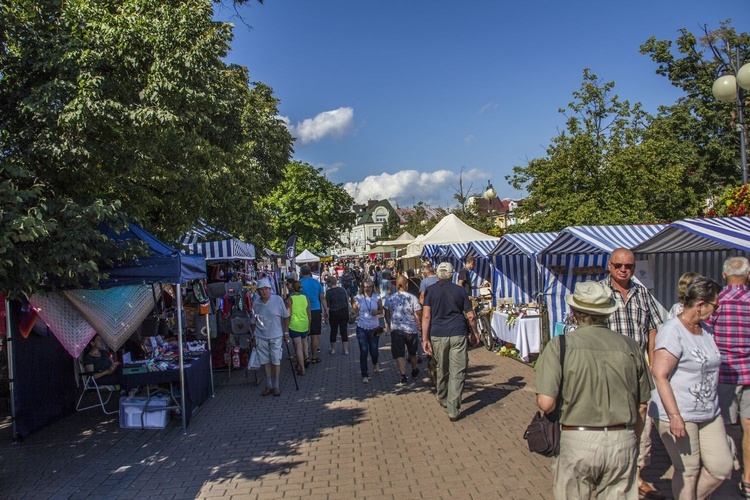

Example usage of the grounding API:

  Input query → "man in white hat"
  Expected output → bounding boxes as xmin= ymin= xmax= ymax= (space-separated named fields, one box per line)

xmin=535 ymin=281 xmax=652 ymax=499
xmin=252 ymin=277 xmax=290 ymax=396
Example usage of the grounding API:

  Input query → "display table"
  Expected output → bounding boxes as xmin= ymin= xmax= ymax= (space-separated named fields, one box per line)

xmin=122 ymin=350 xmax=212 ymax=426
xmin=490 ymin=312 xmax=542 ymax=362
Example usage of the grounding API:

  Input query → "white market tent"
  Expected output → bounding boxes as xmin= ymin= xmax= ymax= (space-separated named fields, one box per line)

xmin=376 ymin=231 xmax=416 ymax=247
xmin=296 ymin=249 xmax=321 ymax=263
xmin=407 ymin=214 xmax=498 ymax=256
xmin=413 ymin=214 xmax=499 ymax=296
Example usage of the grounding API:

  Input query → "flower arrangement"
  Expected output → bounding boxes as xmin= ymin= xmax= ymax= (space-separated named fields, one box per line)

xmin=707 ymin=184 xmax=750 ymax=217
xmin=497 ymin=345 xmax=520 ymax=358
xmin=505 ymin=309 xmax=525 ymax=326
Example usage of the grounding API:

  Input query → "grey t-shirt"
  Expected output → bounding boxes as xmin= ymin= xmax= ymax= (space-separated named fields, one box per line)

xmin=649 ymin=317 xmax=721 ymax=422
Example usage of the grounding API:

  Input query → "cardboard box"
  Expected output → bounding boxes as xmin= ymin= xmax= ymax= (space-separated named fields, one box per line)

xmin=119 ymin=396 xmax=169 ymax=429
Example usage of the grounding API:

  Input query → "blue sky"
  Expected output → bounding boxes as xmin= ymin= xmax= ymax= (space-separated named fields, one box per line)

xmin=217 ymin=0 xmax=749 ymax=208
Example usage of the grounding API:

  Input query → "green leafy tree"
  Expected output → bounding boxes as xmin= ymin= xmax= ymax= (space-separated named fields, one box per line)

xmin=507 ymin=69 xmax=698 ymax=232
xmin=401 ymin=202 xmax=446 ymax=237
xmin=0 ymin=0 xmax=292 ymax=297
xmin=379 ymin=210 xmax=401 ymax=240
xmin=640 ymin=21 xmax=750 ymax=194
xmin=260 ymin=161 xmax=355 ymax=253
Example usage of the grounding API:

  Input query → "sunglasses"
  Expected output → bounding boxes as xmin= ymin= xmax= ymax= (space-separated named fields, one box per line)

xmin=610 ymin=262 xmax=635 ymax=271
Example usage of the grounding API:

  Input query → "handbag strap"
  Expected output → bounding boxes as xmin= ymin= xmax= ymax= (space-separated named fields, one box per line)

xmin=556 ymin=334 xmax=566 ymax=420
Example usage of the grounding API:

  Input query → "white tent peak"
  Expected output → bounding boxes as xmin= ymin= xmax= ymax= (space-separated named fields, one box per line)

xmin=296 ymin=249 xmax=320 ymax=263
xmin=406 ymin=213 xmax=498 ymax=256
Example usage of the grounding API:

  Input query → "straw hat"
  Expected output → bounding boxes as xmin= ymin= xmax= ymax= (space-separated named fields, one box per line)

xmin=564 ymin=281 xmax=618 ymax=315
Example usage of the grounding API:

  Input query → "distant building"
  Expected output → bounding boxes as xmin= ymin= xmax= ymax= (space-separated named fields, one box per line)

xmin=468 ymin=196 xmax=527 ymax=230
xmin=332 ymin=199 xmax=397 ymax=255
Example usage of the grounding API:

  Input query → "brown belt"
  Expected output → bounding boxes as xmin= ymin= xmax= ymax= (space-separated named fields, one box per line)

xmin=561 ymin=424 xmax=628 ymax=431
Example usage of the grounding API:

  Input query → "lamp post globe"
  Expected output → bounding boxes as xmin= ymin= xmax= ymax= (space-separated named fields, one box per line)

xmin=712 ymin=74 xmax=738 ymax=102
xmin=738 ymin=62 xmax=750 ymax=91
xmin=483 ymin=182 xmax=497 ymax=202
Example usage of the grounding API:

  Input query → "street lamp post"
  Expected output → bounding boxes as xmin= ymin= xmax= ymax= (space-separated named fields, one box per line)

xmin=712 ymin=46 xmax=750 ymax=184
xmin=483 ymin=180 xmax=497 ymax=231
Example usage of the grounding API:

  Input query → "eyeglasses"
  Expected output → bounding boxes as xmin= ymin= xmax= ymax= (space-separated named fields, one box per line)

xmin=705 ymin=301 xmax=720 ymax=311
xmin=610 ymin=262 xmax=635 ymax=271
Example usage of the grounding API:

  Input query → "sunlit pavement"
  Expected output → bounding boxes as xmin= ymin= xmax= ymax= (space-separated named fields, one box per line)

xmin=0 ymin=324 xmax=742 ymax=499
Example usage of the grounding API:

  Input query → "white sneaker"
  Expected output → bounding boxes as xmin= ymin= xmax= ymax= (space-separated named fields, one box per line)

xmin=362 ymin=376 xmax=369 ymax=384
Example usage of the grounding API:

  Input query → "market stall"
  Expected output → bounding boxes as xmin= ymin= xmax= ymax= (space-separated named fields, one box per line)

xmin=632 ymin=216 xmax=750 ymax=308
xmin=5 ymin=222 xmax=207 ymax=440
xmin=539 ymin=224 xmax=666 ymax=343
xmin=490 ymin=310 xmax=542 ymax=362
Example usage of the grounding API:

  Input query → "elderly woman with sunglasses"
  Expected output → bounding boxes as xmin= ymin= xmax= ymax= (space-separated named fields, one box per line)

xmin=351 ymin=279 xmax=383 ymax=383
xmin=650 ymin=276 xmax=733 ymax=500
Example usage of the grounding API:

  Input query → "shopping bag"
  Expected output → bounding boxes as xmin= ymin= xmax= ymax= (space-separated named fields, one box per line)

xmin=249 ymin=347 xmax=261 ymax=370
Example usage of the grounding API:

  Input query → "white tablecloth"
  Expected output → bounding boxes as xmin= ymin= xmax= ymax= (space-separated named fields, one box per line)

xmin=490 ymin=311 xmax=542 ymax=362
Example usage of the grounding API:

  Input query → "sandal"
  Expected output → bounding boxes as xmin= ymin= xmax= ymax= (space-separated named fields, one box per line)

xmin=311 ymin=358 xmax=321 ymax=364
xmin=740 ymin=481 xmax=750 ymax=499
xmin=304 ymin=358 xmax=310 ymax=367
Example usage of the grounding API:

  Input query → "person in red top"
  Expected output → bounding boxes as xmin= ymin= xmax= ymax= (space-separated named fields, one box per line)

xmin=708 ymin=256 xmax=750 ymax=497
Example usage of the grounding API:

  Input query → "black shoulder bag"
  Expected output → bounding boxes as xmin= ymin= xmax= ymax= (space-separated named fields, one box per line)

xmin=523 ymin=334 xmax=565 ymax=457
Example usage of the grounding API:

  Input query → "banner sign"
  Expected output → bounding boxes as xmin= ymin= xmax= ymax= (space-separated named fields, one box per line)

xmin=285 ymin=235 xmax=297 ymax=267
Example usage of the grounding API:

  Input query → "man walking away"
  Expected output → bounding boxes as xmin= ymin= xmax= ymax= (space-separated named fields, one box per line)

xmin=536 ymin=281 xmax=652 ymax=499
xmin=422 ymin=262 xmax=480 ymax=421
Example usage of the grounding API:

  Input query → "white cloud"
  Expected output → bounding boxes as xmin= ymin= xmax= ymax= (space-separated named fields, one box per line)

xmin=464 ymin=134 xmax=476 ymax=143
xmin=478 ymin=102 xmax=498 ymax=114
xmin=319 ymin=162 xmax=345 ymax=177
xmin=281 ymin=107 xmax=355 ymax=145
xmin=343 ymin=168 xmax=490 ymax=208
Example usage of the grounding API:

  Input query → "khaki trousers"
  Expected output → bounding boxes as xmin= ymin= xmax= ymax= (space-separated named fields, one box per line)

xmin=431 ymin=335 xmax=468 ymax=419
xmin=554 ymin=429 xmax=638 ymax=499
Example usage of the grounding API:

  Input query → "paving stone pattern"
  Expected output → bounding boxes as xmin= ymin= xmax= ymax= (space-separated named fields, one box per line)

xmin=0 ymin=322 xmax=743 ymax=499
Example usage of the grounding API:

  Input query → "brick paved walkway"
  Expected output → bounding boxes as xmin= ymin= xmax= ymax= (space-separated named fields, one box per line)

xmin=0 ymin=323 xmax=743 ymax=499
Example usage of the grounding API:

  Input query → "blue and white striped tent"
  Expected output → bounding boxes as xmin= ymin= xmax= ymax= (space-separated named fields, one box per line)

xmin=181 ymin=219 xmax=256 ymax=261
xmin=633 ymin=217 xmax=750 ymax=310
xmin=540 ymin=224 xmax=666 ymax=337
xmin=488 ymin=232 xmax=558 ymax=305
xmin=187 ymin=238 xmax=256 ymax=261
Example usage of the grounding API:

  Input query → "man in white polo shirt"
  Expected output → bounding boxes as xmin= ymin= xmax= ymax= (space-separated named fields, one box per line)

xmin=252 ymin=278 xmax=290 ymax=396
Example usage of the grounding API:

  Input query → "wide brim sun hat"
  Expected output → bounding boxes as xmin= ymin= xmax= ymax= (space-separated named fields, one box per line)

xmin=564 ymin=281 xmax=618 ymax=315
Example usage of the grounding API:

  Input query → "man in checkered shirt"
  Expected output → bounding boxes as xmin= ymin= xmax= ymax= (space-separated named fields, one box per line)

xmin=708 ymin=256 xmax=750 ymax=496
xmin=599 ymin=247 xmax=664 ymax=499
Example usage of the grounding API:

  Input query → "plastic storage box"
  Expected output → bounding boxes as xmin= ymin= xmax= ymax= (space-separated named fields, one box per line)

xmin=119 ymin=396 xmax=170 ymax=429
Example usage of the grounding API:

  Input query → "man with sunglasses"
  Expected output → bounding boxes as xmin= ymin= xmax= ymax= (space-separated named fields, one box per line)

xmin=599 ymin=247 xmax=664 ymax=500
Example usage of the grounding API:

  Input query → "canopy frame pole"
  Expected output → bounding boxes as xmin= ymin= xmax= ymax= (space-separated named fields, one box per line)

xmin=5 ymin=299 xmax=20 ymax=444
xmin=176 ymin=284 xmax=187 ymax=435
xmin=204 ymin=281 xmax=215 ymax=398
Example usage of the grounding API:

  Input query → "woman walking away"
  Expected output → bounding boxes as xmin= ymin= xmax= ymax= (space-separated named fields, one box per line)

xmin=286 ymin=281 xmax=310 ymax=376
xmin=352 ymin=279 xmax=383 ymax=383
xmin=650 ymin=276 xmax=733 ymax=500
xmin=326 ymin=275 xmax=350 ymax=355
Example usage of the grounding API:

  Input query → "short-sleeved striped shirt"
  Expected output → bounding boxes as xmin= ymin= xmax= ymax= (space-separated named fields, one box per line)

xmin=599 ymin=275 xmax=663 ymax=353
xmin=707 ymin=284 xmax=750 ymax=385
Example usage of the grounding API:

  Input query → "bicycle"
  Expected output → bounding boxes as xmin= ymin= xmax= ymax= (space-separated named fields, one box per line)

xmin=471 ymin=291 xmax=495 ymax=351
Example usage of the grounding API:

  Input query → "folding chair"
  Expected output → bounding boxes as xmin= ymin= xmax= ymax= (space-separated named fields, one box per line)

xmin=75 ymin=357 xmax=119 ymax=414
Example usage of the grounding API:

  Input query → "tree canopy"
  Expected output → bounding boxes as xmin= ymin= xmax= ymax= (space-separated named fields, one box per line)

xmin=0 ymin=0 xmax=293 ymax=297
xmin=259 ymin=161 xmax=355 ymax=254
xmin=506 ymin=69 xmax=700 ymax=232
